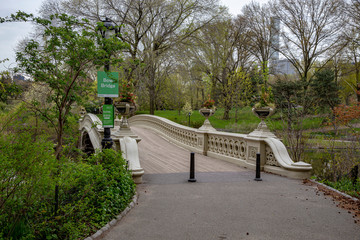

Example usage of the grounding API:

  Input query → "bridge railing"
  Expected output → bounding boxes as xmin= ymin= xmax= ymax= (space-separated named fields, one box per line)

xmin=129 ymin=114 xmax=312 ymax=179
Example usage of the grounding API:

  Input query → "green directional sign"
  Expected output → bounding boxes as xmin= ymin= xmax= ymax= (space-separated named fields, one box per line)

xmin=97 ymin=71 xmax=119 ymax=97
xmin=102 ymin=104 xmax=114 ymax=128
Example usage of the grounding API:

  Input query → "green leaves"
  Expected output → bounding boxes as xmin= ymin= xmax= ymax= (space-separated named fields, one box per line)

xmin=0 ymin=125 xmax=135 ymax=239
xmin=0 ymin=12 xmax=133 ymax=239
xmin=6 ymin=12 xmax=127 ymax=161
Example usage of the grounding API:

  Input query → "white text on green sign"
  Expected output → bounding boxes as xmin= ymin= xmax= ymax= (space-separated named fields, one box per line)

xmin=103 ymin=104 xmax=114 ymax=128
xmin=97 ymin=71 xmax=119 ymax=97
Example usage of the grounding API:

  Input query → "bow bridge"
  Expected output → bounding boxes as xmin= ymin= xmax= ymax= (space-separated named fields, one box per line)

xmin=78 ymin=113 xmax=312 ymax=183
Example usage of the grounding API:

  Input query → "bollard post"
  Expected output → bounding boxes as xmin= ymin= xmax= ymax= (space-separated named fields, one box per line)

xmin=254 ymin=153 xmax=262 ymax=181
xmin=188 ymin=152 xmax=196 ymax=182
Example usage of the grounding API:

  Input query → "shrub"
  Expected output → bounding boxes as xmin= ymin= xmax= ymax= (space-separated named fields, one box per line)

xmin=31 ymin=149 xmax=136 ymax=239
xmin=0 ymin=132 xmax=57 ymax=239
xmin=0 ymin=109 xmax=135 ymax=239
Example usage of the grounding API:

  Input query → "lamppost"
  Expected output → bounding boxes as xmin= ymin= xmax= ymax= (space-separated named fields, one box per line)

xmin=99 ymin=17 xmax=117 ymax=149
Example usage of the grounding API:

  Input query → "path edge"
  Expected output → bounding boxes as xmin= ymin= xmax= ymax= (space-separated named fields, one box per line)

xmin=308 ymin=179 xmax=359 ymax=202
xmin=84 ymin=192 xmax=139 ymax=240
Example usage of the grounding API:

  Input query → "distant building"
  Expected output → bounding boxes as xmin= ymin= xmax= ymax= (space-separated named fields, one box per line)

xmin=271 ymin=59 xmax=297 ymax=76
xmin=270 ymin=17 xmax=280 ymax=63
xmin=12 ymin=74 xmax=31 ymax=91
xmin=269 ymin=17 xmax=297 ymax=76
xmin=13 ymin=74 xmax=25 ymax=81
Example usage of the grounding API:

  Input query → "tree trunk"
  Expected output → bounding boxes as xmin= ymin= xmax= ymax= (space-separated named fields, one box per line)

xmin=222 ymin=99 xmax=232 ymax=120
xmin=149 ymin=85 xmax=155 ymax=115
xmin=54 ymin=121 xmax=63 ymax=215
xmin=201 ymin=88 xmax=205 ymax=103
xmin=148 ymin=63 xmax=156 ymax=115
xmin=354 ymin=53 xmax=360 ymax=103
xmin=235 ymin=107 xmax=238 ymax=122
xmin=356 ymin=68 xmax=360 ymax=103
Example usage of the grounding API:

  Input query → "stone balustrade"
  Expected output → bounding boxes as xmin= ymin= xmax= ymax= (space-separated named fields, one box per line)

xmin=129 ymin=114 xmax=312 ymax=179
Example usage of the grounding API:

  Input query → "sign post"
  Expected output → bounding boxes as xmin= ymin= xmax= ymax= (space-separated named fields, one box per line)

xmin=97 ymin=71 xmax=118 ymax=149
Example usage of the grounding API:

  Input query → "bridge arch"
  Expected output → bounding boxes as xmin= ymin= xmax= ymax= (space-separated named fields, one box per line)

xmin=79 ymin=113 xmax=102 ymax=152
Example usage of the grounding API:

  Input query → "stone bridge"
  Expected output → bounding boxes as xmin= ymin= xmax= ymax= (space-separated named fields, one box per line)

xmin=78 ymin=113 xmax=312 ymax=183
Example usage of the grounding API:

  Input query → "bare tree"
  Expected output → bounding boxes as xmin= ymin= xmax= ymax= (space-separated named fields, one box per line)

xmin=348 ymin=0 xmax=360 ymax=31
xmin=242 ymin=1 xmax=277 ymax=79
xmin=273 ymin=0 xmax=347 ymax=92
xmin=344 ymin=0 xmax=360 ymax=102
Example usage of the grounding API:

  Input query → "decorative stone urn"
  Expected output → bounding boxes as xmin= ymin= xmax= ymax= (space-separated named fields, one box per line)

xmin=199 ymin=108 xmax=216 ymax=131
xmin=113 ymin=102 xmax=138 ymax=138
xmin=249 ymin=107 xmax=277 ymax=138
xmin=114 ymin=102 xmax=136 ymax=116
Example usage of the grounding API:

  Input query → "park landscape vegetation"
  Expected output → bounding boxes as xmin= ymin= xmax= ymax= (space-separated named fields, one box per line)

xmin=0 ymin=0 xmax=360 ymax=239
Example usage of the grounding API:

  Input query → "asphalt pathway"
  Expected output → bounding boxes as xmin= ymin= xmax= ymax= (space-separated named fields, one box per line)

xmin=99 ymin=127 xmax=360 ymax=240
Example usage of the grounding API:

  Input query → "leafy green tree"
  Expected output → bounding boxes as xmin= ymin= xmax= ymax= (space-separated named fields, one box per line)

xmin=227 ymin=68 xmax=253 ymax=121
xmin=310 ymin=68 xmax=341 ymax=110
xmin=189 ymin=18 xmax=252 ymax=119
xmin=2 ymin=12 xmax=127 ymax=212
xmin=0 ymin=71 xmax=21 ymax=107
xmin=272 ymin=77 xmax=309 ymax=162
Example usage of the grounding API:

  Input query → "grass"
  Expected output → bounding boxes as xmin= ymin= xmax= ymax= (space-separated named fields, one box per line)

xmin=268 ymin=115 xmax=326 ymax=131
xmin=136 ymin=107 xmax=327 ymax=134
xmin=136 ymin=107 xmax=261 ymax=133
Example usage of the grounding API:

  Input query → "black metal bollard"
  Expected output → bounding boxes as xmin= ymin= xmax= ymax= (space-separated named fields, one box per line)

xmin=254 ymin=153 xmax=262 ymax=181
xmin=188 ymin=152 xmax=197 ymax=182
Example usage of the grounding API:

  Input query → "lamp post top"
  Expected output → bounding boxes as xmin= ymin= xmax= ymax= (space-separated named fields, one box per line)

xmin=102 ymin=17 xmax=115 ymax=30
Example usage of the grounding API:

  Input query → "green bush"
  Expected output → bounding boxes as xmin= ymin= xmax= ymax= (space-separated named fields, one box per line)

xmin=30 ymin=149 xmax=135 ymax=240
xmin=0 ymin=127 xmax=135 ymax=239
xmin=0 ymin=132 xmax=57 ymax=239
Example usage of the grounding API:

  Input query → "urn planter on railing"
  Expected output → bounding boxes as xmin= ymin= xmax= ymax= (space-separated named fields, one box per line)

xmin=253 ymin=106 xmax=273 ymax=119
xmin=115 ymin=101 xmax=136 ymax=116
xmin=199 ymin=108 xmax=216 ymax=131
xmin=113 ymin=101 xmax=138 ymax=138
xmin=249 ymin=106 xmax=277 ymax=138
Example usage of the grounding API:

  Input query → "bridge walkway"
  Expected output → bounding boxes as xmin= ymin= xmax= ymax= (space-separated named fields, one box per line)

xmin=99 ymin=127 xmax=360 ymax=240
xmin=132 ymin=126 xmax=249 ymax=174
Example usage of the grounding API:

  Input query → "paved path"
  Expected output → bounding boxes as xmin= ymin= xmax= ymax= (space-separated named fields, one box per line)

xmin=100 ymin=127 xmax=360 ymax=240
xmin=133 ymin=127 xmax=247 ymax=174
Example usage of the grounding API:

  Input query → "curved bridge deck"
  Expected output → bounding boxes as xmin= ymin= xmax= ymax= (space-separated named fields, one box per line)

xmin=132 ymin=126 xmax=249 ymax=175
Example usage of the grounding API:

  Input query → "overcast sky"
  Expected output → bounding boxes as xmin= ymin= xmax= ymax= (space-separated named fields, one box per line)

xmin=0 ymin=0 xmax=269 ymax=72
